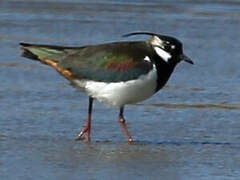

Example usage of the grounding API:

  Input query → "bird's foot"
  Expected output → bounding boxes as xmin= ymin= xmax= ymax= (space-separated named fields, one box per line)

xmin=75 ymin=126 xmax=91 ymax=142
xmin=128 ymin=138 xmax=134 ymax=144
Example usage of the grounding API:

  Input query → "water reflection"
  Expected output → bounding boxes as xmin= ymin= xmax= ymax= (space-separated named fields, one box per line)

xmin=137 ymin=103 xmax=240 ymax=110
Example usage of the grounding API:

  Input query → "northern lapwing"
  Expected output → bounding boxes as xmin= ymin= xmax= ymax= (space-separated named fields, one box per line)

xmin=20 ymin=32 xmax=193 ymax=143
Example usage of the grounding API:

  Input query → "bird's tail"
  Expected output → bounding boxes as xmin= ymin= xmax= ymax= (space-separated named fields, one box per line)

xmin=20 ymin=42 xmax=78 ymax=80
xmin=20 ymin=42 xmax=73 ymax=64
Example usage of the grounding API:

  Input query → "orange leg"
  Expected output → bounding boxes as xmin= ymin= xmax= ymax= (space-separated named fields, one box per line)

xmin=76 ymin=97 xmax=93 ymax=142
xmin=118 ymin=107 xmax=134 ymax=143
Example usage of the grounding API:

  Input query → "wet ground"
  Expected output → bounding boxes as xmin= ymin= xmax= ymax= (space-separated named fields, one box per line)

xmin=1 ymin=0 xmax=240 ymax=179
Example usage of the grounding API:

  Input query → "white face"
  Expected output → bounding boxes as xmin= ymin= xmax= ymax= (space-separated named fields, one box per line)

xmin=153 ymin=46 xmax=171 ymax=63
xmin=150 ymin=36 xmax=172 ymax=63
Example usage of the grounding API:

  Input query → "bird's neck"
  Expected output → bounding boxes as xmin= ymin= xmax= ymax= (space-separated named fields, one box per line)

xmin=154 ymin=59 xmax=177 ymax=92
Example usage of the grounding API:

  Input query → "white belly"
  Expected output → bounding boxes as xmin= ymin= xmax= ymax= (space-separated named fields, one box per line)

xmin=74 ymin=65 xmax=157 ymax=108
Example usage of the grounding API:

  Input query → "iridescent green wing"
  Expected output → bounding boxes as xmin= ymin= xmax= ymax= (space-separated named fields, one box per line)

xmin=59 ymin=41 xmax=154 ymax=82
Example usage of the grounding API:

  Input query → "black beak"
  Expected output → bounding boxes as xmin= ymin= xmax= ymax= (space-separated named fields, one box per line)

xmin=180 ymin=54 xmax=194 ymax=64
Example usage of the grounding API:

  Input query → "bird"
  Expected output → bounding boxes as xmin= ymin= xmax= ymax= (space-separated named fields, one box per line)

xmin=20 ymin=32 xmax=193 ymax=143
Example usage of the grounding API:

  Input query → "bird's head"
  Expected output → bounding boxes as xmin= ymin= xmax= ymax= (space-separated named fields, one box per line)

xmin=123 ymin=32 xmax=194 ymax=65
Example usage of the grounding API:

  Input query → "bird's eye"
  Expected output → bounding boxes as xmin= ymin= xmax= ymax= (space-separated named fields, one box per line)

xmin=163 ymin=44 xmax=176 ymax=52
xmin=163 ymin=45 xmax=171 ymax=51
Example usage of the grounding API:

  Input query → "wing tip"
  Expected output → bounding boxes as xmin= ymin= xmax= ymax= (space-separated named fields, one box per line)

xmin=20 ymin=42 xmax=33 ymax=47
xmin=20 ymin=42 xmax=39 ymax=61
